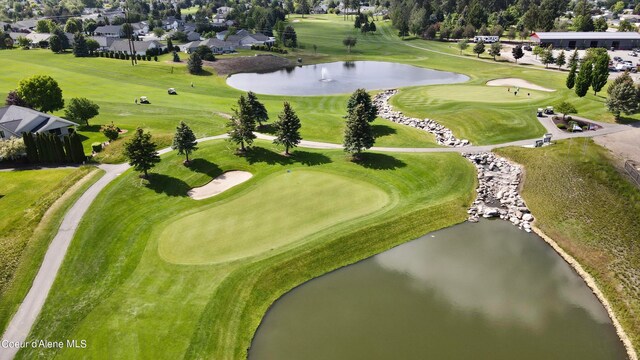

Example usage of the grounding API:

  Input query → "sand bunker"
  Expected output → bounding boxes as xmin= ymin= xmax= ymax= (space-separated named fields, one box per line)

xmin=486 ymin=78 xmax=555 ymax=92
xmin=188 ymin=171 xmax=253 ymax=200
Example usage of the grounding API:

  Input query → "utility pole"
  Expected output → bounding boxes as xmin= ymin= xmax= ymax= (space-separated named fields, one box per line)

xmin=124 ymin=3 xmax=137 ymax=65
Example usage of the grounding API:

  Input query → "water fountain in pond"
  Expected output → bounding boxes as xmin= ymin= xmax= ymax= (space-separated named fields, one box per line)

xmin=320 ymin=67 xmax=331 ymax=82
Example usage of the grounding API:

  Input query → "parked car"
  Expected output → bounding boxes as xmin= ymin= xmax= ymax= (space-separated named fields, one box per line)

xmin=629 ymin=52 xmax=638 ymax=57
xmin=523 ymin=45 xmax=532 ymax=51
xmin=614 ymin=56 xmax=623 ymax=62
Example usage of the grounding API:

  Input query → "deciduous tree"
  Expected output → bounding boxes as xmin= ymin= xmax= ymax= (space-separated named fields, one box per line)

xmin=512 ymin=45 xmax=524 ymax=63
xmin=473 ymin=41 xmax=485 ymax=58
xmin=64 ymin=97 xmax=100 ymax=126
xmin=489 ymin=42 xmax=501 ymax=60
xmin=555 ymin=101 xmax=577 ymax=120
xmin=16 ymin=75 xmax=64 ymax=113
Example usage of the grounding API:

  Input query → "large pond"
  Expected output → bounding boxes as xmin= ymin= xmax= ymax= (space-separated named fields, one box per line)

xmin=226 ymin=61 xmax=469 ymax=96
xmin=249 ymin=219 xmax=627 ymax=360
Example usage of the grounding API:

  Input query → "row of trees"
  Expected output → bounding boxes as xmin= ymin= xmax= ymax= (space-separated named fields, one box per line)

xmin=21 ymin=132 xmax=86 ymax=164
xmin=566 ymin=48 xmax=609 ymax=97
xmin=124 ymin=87 xmax=384 ymax=178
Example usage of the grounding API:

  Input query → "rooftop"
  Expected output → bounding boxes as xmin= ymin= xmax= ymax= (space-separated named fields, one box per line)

xmin=532 ymin=32 xmax=640 ymax=40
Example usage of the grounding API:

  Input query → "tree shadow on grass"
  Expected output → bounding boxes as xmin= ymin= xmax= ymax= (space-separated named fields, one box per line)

xmin=355 ymin=152 xmax=407 ymax=170
xmin=372 ymin=124 xmax=397 ymax=139
xmin=291 ymin=150 xmax=331 ymax=166
xmin=257 ymin=123 xmax=277 ymax=135
xmin=145 ymin=173 xmax=191 ymax=197
xmin=245 ymin=147 xmax=331 ymax=166
xmin=187 ymin=158 xmax=223 ymax=178
xmin=617 ymin=116 xmax=640 ymax=126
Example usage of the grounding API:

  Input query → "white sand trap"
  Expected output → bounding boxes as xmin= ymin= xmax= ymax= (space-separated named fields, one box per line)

xmin=188 ymin=171 xmax=253 ymax=200
xmin=486 ymin=78 xmax=555 ymax=92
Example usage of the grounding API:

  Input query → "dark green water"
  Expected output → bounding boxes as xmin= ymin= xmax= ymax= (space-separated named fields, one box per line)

xmin=249 ymin=219 xmax=628 ymax=360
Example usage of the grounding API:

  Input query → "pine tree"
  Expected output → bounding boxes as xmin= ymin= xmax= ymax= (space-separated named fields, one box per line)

xmin=512 ymin=45 xmax=524 ymax=63
xmin=555 ymin=50 xmax=566 ymax=70
xmin=574 ymin=59 xmax=593 ymax=97
xmin=73 ymin=33 xmax=89 ymax=57
xmin=473 ymin=41 xmax=485 ymax=57
xmin=343 ymin=103 xmax=375 ymax=159
xmin=167 ymin=37 xmax=174 ymax=51
xmin=246 ymin=91 xmax=269 ymax=128
xmin=35 ymin=133 xmax=46 ymax=163
xmin=69 ymin=132 xmax=86 ymax=163
xmin=541 ymin=48 xmax=555 ymax=68
xmin=566 ymin=62 xmax=577 ymax=89
xmin=53 ymin=135 xmax=66 ymax=163
xmin=347 ymin=89 xmax=378 ymax=123
xmin=124 ymin=128 xmax=160 ymax=178
xmin=568 ymin=50 xmax=579 ymax=68
xmin=187 ymin=52 xmax=203 ymax=74
xmin=273 ymin=102 xmax=302 ymax=155
xmin=22 ymin=132 xmax=39 ymax=163
xmin=172 ymin=121 xmax=198 ymax=163
xmin=227 ymin=95 xmax=256 ymax=153
xmin=591 ymin=53 xmax=609 ymax=96
xmin=63 ymin=135 xmax=73 ymax=163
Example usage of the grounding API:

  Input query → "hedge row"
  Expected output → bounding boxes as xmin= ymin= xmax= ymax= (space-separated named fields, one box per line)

xmin=22 ymin=132 xmax=86 ymax=164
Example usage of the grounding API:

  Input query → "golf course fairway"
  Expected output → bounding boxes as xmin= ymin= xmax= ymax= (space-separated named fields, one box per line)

xmin=158 ymin=170 xmax=390 ymax=264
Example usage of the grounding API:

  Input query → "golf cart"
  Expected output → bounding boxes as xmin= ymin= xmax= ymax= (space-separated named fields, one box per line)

xmin=139 ymin=96 xmax=150 ymax=104
xmin=543 ymin=106 xmax=554 ymax=115
xmin=537 ymin=108 xmax=544 ymax=117
xmin=168 ymin=88 xmax=177 ymax=95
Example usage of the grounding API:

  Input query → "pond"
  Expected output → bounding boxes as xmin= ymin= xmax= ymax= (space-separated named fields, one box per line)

xmin=249 ymin=219 xmax=627 ymax=360
xmin=226 ymin=61 xmax=469 ymax=96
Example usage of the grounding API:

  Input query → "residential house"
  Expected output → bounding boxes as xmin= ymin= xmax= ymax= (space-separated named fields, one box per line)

xmin=12 ymin=19 xmax=38 ymax=31
xmin=212 ymin=13 xmax=227 ymax=24
xmin=0 ymin=105 xmax=78 ymax=140
xmin=216 ymin=29 xmax=249 ymax=40
xmin=163 ymin=16 xmax=184 ymax=31
xmin=217 ymin=6 xmax=232 ymax=15
xmin=108 ymin=39 xmax=165 ymax=55
xmin=88 ymin=36 xmax=116 ymax=51
xmin=131 ymin=22 xmax=149 ymax=36
xmin=94 ymin=25 xmax=123 ymax=38
xmin=180 ymin=38 xmax=236 ymax=54
xmin=237 ymin=33 xmax=274 ymax=48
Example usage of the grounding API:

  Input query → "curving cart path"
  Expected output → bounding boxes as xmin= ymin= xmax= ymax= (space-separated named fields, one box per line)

xmin=0 ymin=119 xmax=634 ymax=360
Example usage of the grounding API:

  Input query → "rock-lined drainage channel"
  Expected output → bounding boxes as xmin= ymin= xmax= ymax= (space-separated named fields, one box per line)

xmin=373 ymin=89 xmax=471 ymax=147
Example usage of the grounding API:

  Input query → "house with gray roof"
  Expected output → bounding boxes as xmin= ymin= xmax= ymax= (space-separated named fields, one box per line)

xmin=94 ymin=25 xmax=123 ymax=38
xmin=0 ymin=106 xmax=78 ymax=140
xmin=531 ymin=32 xmax=640 ymax=50
xmin=108 ymin=40 xmax=165 ymax=55
xmin=88 ymin=36 xmax=116 ymax=50
xmin=180 ymin=38 xmax=236 ymax=54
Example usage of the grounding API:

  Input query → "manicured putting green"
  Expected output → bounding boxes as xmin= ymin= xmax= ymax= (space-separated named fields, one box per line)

xmin=158 ymin=170 xmax=390 ymax=265
xmin=401 ymin=85 xmax=547 ymax=104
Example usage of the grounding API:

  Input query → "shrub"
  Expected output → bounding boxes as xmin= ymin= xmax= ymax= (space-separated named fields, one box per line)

xmin=91 ymin=142 xmax=102 ymax=153
xmin=100 ymin=123 xmax=119 ymax=141
xmin=154 ymin=56 xmax=158 ymax=61
xmin=556 ymin=123 xmax=567 ymax=129
xmin=146 ymin=55 xmax=151 ymax=61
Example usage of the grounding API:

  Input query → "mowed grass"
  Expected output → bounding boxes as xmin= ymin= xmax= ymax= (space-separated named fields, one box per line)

xmin=158 ymin=170 xmax=390 ymax=264
xmin=18 ymin=140 xmax=476 ymax=359
xmin=0 ymin=167 xmax=102 ymax=334
xmin=0 ymin=49 xmax=438 ymax=152
xmin=496 ymin=140 xmax=640 ymax=354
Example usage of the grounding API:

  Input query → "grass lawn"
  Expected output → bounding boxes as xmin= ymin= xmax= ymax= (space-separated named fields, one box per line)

xmin=0 ymin=167 xmax=103 ymax=334
xmin=496 ymin=139 xmax=640 ymax=354
xmin=158 ymin=170 xmax=390 ymax=264
xmin=17 ymin=140 xmax=476 ymax=359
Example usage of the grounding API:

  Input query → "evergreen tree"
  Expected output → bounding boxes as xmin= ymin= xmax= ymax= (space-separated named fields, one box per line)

xmin=69 ymin=132 xmax=86 ymax=163
xmin=347 ymin=88 xmax=378 ymax=123
xmin=63 ymin=135 xmax=73 ymax=163
xmin=489 ymin=42 xmax=501 ymax=61
xmin=167 ymin=38 xmax=173 ymax=51
xmin=566 ymin=61 xmax=577 ymax=89
xmin=273 ymin=102 xmax=302 ymax=155
xmin=49 ymin=34 xmax=62 ymax=53
xmin=227 ymin=95 xmax=256 ymax=153
xmin=187 ymin=52 xmax=203 ymax=74
xmin=574 ymin=59 xmax=593 ymax=97
xmin=35 ymin=133 xmax=46 ymax=163
xmin=555 ymin=50 xmax=566 ymax=69
xmin=52 ymin=28 xmax=70 ymax=49
xmin=568 ymin=50 xmax=579 ymax=68
xmin=541 ymin=48 xmax=555 ymax=68
xmin=124 ymin=128 xmax=161 ymax=178
xmin=22 ymin=132 xmax=39 ymax=163
xmin=457 ymin=40 xmax=468 ymax=55
xmin=246 ymin=91 xmax=269 ymax=128
xmin=473 ymin=41 xmax=485 ymax=57
xmin=172 ymin=121 xmax=198 ymax=163
xmin=343 ymin=103 xmax=374 ymax=159
xmin=606 ymin=72 xmax=639 ymax=120
xmin=73 ymin=33 xmax=89 ymax=57
xmin=53 ymin=135 xmax=66 ymax=163
xmin=512 ymin=45 xmax=524 ymax=63
xmin=591 ymin=53 xmax=609 ymax=95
